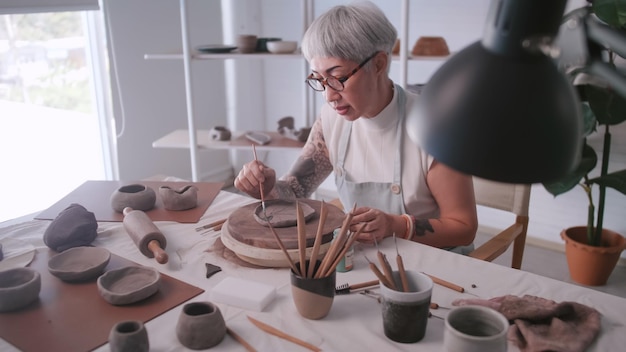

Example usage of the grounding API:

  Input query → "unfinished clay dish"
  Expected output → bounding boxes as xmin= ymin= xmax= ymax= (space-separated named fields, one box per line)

xmin=48 ymin=246 xmax=111 ymax=282
xmin=110 ymin=184 xmax=156 ymax=213
xmin=97 ymin=266 xmax=160 ymax=305
xmin=159 ymin=185 xmax=198 ymax=211
xmin=0 ymin=267 xmax=41 ymax=312
xmin=254 ymin=199 xmax=315 ymax=228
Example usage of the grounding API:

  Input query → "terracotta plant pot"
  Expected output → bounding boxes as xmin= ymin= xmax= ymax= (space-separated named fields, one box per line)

xmin=561 ymin=226 xmax=626 ymax=286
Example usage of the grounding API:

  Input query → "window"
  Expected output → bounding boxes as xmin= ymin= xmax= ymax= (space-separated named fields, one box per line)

xmin=0 ymin=5 xmax=114 ymax=223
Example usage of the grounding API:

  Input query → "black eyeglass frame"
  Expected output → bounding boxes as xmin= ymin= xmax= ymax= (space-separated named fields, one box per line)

xmin=305 ymin=52 xmax=379 ymax=92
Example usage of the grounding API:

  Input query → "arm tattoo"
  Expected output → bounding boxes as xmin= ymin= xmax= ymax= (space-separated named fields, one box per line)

xmin=273 ymin=119 xmax=333 ymax=199
xmin=414 ymin=219 xmax=434 ymax=237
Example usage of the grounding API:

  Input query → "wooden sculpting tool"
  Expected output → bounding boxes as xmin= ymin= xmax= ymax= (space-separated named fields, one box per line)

xmin=423 ymin=273 xmax=465 ymax=293
xmin=307 ymin=200 xmax=327 ymax=278
xmin=296 ymin=201 xmax=307 ymax=277
xmin=364 ymin=254 xmax=394 ymax=289
xmin=195 ymin=218 xmax=227 ymax=232
xmin=316 ymin=203 xmax=356 ymax=278
xmin=226 ymin=327 xmax=257 ymax=352
xmin=323 ymin=222 xmax=365 ymax=277
xmin=122 ymin=207 xmax=168 ymax=264
xmin=252 ymin=145 xmax=270 ymax=220
xmin=375 ymin=236 xmax=397 ymax=290
xmin=394 ymin=233 xmax=410 ymax=292
xmin=247 ymin=316 xmax=321 ymax=352
xmin=266 ymin=219 xmax=300 ymax=275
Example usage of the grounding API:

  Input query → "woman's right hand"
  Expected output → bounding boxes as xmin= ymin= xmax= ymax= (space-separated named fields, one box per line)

xmin=234 ymin=160 xmax=276 ymax=199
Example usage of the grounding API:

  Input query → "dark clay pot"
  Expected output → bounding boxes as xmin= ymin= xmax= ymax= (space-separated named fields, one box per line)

xmin=108 ymin=320 xmax=149 ymax=352
xmin=176 ymin=301 xmax=226 ymax=350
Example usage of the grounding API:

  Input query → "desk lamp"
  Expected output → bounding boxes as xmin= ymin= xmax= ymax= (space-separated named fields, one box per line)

xmin=408 ymin=0 xmax=626 ymax=184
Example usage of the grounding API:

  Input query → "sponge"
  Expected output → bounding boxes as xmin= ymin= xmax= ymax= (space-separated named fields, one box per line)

xmin=210 ymin=277 xmax=276 ymax=311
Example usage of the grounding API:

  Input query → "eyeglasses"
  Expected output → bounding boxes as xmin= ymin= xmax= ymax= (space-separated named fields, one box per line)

xmin=305 ymin=52 xmax=378 ymax=92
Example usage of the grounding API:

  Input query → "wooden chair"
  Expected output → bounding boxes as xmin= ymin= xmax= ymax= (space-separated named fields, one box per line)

xmin=326 ymin=178 xmax=531 ymax=269
xmin=468 ymin=178 xmax=531 ymax=269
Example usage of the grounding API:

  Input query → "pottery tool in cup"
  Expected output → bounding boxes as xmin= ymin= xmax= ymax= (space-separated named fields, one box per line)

xmin=394 ymin=233 xmax=410 ymax=292
xmin=122 ymin=207 xmax=168 ymax=264
xmin=252 ymin=145 xmax=271 ymax=221
xmin=375 ymin=236 xmax=397 ymax=290
xmin=307 ymin=200 xmax=328 ymax=278
xmin=296 ymin=202 xmax=308 ymax=276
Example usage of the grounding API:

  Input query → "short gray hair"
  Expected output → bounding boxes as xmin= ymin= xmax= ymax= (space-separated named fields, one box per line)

xmin=302 ymin=1 xmax=397 ymax=68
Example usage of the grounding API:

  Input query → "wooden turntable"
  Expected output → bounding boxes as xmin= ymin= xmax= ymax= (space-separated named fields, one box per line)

xmin=221 ymin=199 xmax=345 ymax=267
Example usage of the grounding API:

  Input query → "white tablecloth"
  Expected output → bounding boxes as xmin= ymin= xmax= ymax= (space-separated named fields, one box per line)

xmin=1 ymin=191 xmax=625 ymax=351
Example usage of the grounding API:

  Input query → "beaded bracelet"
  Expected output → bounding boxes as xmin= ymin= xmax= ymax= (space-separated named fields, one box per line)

xmin=402 ymin=214 xmax=414 ymax=240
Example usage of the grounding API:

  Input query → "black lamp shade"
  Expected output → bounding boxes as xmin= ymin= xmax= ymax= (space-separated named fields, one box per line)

xmin=408 ymin=0 xmax=583 ymax=184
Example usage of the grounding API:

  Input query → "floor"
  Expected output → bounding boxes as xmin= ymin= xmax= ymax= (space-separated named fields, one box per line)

xmin=473 ymin=231 xmax=626 ymax=299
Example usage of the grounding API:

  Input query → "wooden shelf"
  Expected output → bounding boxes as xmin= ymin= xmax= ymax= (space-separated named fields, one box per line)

xmin=152 ymin=129 xmax=304 ymax=151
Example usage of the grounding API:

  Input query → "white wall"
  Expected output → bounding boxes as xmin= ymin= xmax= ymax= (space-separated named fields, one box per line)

xmin=105 ymin=0 xmax=626 ymax=251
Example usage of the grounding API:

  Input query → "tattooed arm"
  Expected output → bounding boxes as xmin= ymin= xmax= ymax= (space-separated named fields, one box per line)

xmin=267 ymin=118 xmax=334 ymax=199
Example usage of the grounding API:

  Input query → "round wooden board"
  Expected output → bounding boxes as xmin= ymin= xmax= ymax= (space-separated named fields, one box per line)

xmin=221 ymin=223 xmax=332 ymax=268
xmin=225 ymin=199 xmax=345 ymax=250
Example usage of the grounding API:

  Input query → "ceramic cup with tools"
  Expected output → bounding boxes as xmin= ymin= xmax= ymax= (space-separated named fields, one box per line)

xmin=444 ymin=305 xmax=509 ymax=352
xmin=290 ymin=260 xmax=336 ymax=320
xmin=380 ymin=270 xmax=433 ymax=343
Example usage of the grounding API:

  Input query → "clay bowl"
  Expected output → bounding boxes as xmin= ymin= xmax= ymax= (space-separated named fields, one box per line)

xmin=267 ymin=41 xmax=298 ymax=54
xmin=411 ymin=36 xmax=450 ymax=56
xmin=97 ymin=266 xmax=160 ymax=305
xmin=48 ymin=246 xmax=111 ymax=282
xmin=0 ymin=267 xmax=41 ymax=312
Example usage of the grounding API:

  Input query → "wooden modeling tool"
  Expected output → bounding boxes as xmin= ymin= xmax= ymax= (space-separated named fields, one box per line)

xmin=423 ymin=273 xmax=465 ymax=293
xmin=364 ymin=254 xmax=394 ymax=289
xmin=394 ymin=234 xmax=410 ymax=292
xmin=296 ymin=201 xmax=307 ymax=276
xmin=335 ymin=279 xmax=379 ymax=295
xmin=122 ymin=207 xmax=168 ymax=264
xmin=375 ymin=236 xmax=397 ymax=290
xmin=307 ymin=200 xmax=327 ymax=278
xmin=266 ymin=219 xmax=300 ymax=275
xmin=252 ymin=145 xmax=270 ymax=221
xmin=247 ymin=316 xmax=321 ymax=352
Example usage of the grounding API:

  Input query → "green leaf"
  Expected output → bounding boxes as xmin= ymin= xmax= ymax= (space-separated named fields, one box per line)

xmin=585 ymin=84 xmax=626 ymax=125
xmin=588 ymin=169 xmax=626 ymax=195
xmin=543 ymin=144 xmax=597 ymax=196
xmin=593 ymin=0 xmax=626 ymax=28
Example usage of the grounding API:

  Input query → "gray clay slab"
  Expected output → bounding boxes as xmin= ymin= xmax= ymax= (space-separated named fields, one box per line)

xmin=253 ymin=200 xmax=316 ymax=228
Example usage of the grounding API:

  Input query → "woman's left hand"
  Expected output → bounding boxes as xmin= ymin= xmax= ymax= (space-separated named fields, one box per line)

xmin=349 ymin=207 xmax=393 ymax=245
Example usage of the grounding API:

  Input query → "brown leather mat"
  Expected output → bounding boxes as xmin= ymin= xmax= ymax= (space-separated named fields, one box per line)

xmin=0 ymin=249 xmax=204 ymax=352
xmin=35 ymin=180 xmax=224 ymax=223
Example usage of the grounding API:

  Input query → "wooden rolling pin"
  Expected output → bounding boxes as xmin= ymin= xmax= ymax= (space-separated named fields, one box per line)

xmin=122 ymin=207 xmax=168 ymax=264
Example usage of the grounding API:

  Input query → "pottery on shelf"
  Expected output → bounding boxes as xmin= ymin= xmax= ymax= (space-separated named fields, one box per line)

xmin=97 ymin=266 xmax=160 ymax=305
xmin=209 ymin=126 xmax=232 ymax=141
xmin=159 ymin=185 xmax=198 ymax=211
xmin=110 ymin=184 xmax=156 ymax=213
xmin=236 ymin=34 xmax=258 ymax=54
xmin=0 ymin=267 xmax=41 ymax=312
xmin=176 ymin=301 xmax=226 ymax=350
xmin=109 ymin=320 xmax=149 ymax=352
xmin=48 ymin=246 xmax=111 ymax=282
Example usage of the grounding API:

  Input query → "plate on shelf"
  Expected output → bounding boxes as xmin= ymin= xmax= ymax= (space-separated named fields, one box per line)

xmin=196 ymin=45 xmax=237 ymax=53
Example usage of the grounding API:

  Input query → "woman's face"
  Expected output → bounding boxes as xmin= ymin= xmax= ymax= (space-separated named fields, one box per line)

xmin=309 ymin=56 xmax=379 ymax=121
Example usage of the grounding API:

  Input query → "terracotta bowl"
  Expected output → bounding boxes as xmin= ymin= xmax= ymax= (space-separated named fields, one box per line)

xmin=267 ymin=41 xmax=298 ymax=54
xmin=0 ymin=267 xmax=41 ymax=312
xmin=97 ymin=266 xmax=160 ymax=305
xmin=411 ymin=36 xmax=450 ymax=56
xmin=48 ymin=246 xmax=111 ymax=282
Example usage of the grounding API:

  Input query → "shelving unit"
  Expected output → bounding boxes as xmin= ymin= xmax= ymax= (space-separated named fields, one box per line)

xmin=146 ymin=0 xmax=450 ymax=182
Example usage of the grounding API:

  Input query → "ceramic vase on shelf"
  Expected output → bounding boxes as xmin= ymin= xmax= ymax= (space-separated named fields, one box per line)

xmin=561 ymin=226 xmax=626 ymax=286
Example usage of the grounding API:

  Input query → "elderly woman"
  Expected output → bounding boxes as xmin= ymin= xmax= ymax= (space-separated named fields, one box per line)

xmin=235 ymin=1 xmax=477 ymax=251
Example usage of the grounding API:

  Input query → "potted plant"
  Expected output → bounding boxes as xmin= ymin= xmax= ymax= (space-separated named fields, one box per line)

xmin=542 ymin=0 xmax=626 ymax=285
